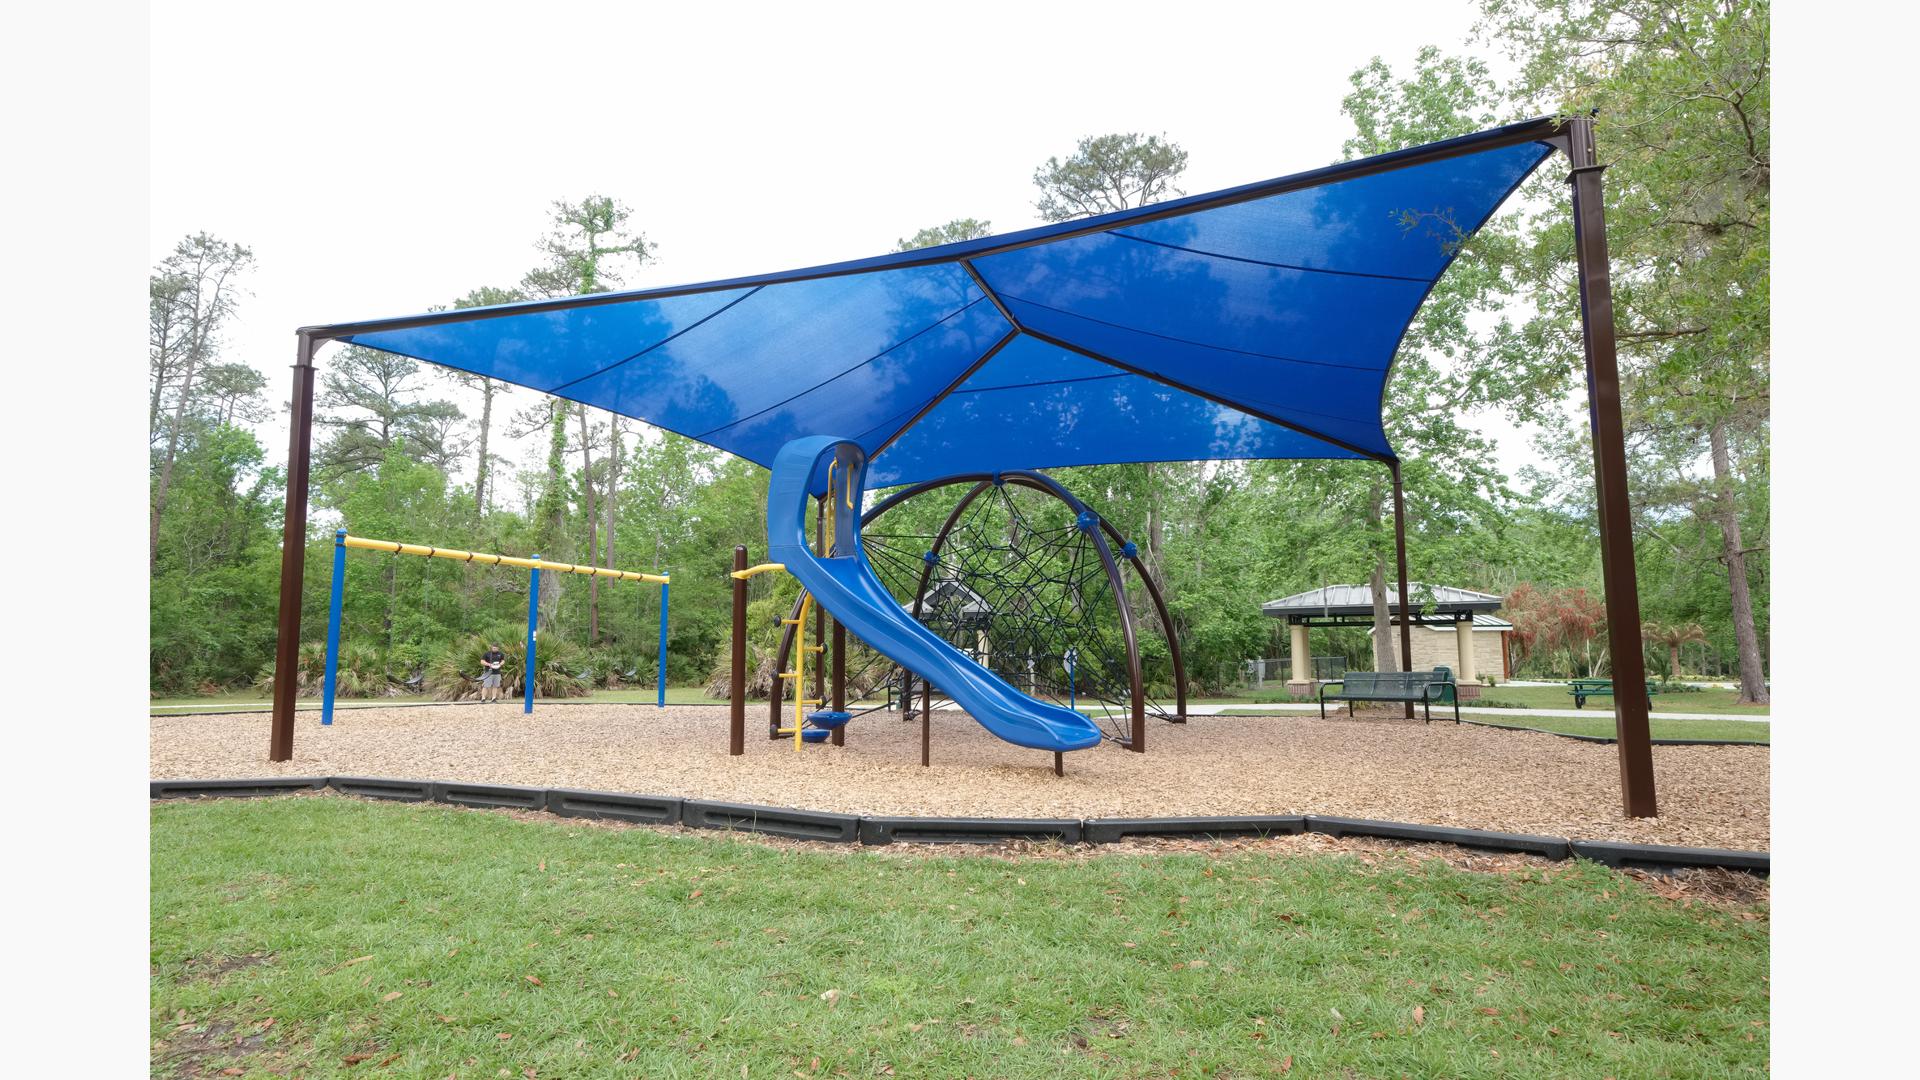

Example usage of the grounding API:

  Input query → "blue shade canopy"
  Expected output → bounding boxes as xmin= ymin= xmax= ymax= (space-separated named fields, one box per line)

xmin=318 ymin=119 xmax=1561 ymax=487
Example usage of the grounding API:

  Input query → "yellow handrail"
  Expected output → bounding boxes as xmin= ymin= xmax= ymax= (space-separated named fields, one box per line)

xmin=791 ymin=591 xmax=813 ymax=750
xmin=342 ymin=535 xmax=668 ymax=584
xmin=729 ymin=562 xmax=787 ymax=580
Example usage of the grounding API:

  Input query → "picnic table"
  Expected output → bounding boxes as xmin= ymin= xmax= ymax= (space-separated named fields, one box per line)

xmin=1568 ymin=678 xmax=1658 ymax=709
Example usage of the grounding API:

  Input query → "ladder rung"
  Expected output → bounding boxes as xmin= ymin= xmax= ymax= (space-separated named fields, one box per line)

xmin=801 ymin=645 xmax=823 ymax=653
xmin=778 ymin=672 xmax=798 ymax=679
xmin=780 ymin=618 xmax=804 ymax=625
xmin=797 ymin=699 xmax=822 ymax=706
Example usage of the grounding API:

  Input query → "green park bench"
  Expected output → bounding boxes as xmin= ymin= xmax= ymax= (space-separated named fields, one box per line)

xmin=1567 ymin=678 xmax=1659 ymax=709
xmin=1319 ymin=669 xmax=1460 ymax=724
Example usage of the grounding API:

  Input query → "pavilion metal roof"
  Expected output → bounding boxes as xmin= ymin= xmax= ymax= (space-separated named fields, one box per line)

xmin=1261 ymin=583 xmax=1507 ymax=619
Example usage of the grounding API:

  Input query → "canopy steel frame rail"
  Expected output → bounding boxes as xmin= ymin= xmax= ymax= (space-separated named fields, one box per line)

xmin=269 ymin=115 xmax=1655 ymax=818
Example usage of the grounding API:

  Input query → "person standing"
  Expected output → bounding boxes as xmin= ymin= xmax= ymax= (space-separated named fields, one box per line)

xmin=479 ymin=643 xmax=506 ymax=703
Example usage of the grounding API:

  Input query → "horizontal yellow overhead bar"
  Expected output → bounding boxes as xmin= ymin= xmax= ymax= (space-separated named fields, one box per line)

xmin=730 ymin=562 xmax=788 ymax=581
xmin=341 ymin=535 xmax=668 ymax=584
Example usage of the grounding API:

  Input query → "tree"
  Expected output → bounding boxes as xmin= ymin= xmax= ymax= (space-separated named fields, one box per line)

xmin=519 ymin=195 xmax=658 ymax=634
xmin=149 ymin=232 xmax=254 ymax=567
xmin=441 ymin=285 xmax=525 ymax=516
xmin=1032 ymin=134 xmax=1188 ymax=222
xmin=1337 ymin=50 xmax=1560 ymax=668
xmin=1643 ymin=620 xmax=1707 ymax=679
xmin=1475 ymin=0 xmax=1770 ymax=701
xmin=521 ymin=195 xmax=656 ymax=298
xmin=1032 ymin=133 xmax=1193 ymax=627
xmin=896 ymin=218 xmax=992 ymax=251
xmin=196 ymin=363 xmax=270 ymax=427
xmin=314 ymin=345 xmax=466 ymax=480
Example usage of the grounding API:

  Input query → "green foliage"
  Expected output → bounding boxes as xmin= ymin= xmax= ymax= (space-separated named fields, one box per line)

xmin=251 ymin=642 xmax=389 ymax=699
xmin=896 ymin=218 xmax=992 ymax=251
xmin=425 ymin=634 xmax=591 ymax=701
xmin=1032 ymin=132 xmax=1188 ymax=221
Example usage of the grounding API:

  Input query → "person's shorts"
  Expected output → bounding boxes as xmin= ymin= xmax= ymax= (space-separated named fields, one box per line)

xmin=481 ymin=673 xmax=502 ymax=689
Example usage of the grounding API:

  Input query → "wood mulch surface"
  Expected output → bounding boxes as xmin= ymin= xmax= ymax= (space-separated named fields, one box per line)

xmin=150 ymin=703 xmax=1769 ymax=850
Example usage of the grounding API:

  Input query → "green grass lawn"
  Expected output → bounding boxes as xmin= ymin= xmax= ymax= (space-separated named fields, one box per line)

xmin=1473 ymin=684 xmax=1769 ymax=717
xmin=1212 ymin=708 xmax=1769 ymax=744
xmin=1232 ymin=683 xmax=1769 ymax=717
xmin=150 ymin=686 xmax=728 ymax=712
xmin=152 ymin=797 xmax=1768 ymax=1078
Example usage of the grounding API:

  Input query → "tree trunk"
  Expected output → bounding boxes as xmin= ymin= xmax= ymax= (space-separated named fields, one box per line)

xmin=473 ymin=380 xmax=494 ymax=516
xmin=1141 ymin=462 xmax=1166 ymax=634
xmin=1709 ymin=420 xmax=1769 ymax=704
xmin=1364 ymin=477 xmax=1396 ymax=672
xmin=577 ymin=405 xmax=600 ymax=642
xmin=604 ymin=420 xmax=621 ymax=574
xmin=1369 ymin=558 xmax=1397 ymax=672
xmin=149 ymin=351 xmax=203 ymax=567
xmin=540 ymin=402 xmax=566 ymax=627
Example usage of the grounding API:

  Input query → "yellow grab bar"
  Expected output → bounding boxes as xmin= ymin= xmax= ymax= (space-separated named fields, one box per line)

xmin=731 ymin=563 xmax=787 ymax=581
xmin=343 ymin=535 xmax=667 ymax=583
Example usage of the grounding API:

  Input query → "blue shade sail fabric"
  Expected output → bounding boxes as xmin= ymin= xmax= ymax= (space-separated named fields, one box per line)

xmin=333 ymin=124 xmax=1557 ymax=487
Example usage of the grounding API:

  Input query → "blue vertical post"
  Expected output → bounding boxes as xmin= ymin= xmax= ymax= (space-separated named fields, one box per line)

xmin=656 ymin=579 xmax=670 ymax=709
xmin=524 ymin=556 xmax=540 ymax=714
xmin=322 ymin=530 xmax=347 ymax=726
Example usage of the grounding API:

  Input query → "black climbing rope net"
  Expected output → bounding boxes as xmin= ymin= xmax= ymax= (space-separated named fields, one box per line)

xmin=856 ymin=479 xmax=1176 ymax=743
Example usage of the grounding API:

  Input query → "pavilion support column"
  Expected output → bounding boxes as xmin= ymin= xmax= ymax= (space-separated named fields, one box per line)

xmin=1455 ymin=618 xmax=1477 ymax=683
xmin=1388 ymin=459 xmax=1415 ymax=719
xmin=1567 ymin=115 xmax=1657 ymax=818
xmin=269 ymin=332 xmax=318 ymax=762
xmin=1287 ymin=622 xmax=1312 ymax=696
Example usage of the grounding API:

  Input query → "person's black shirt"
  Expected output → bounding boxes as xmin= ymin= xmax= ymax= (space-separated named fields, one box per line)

xmin=482 ymin=650 xmax=505 ymax=669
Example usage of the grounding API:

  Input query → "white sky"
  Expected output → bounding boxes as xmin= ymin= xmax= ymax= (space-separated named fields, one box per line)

xmin=149 ymin=0 xmax=1551 ymax=485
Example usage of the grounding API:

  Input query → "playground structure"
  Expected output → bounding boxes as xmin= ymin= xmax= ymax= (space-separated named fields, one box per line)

xmin=319 ymin=531 xmax=669 ymax=724
xmin=727 ymin=466 xmax=1187 ymax=769
xmin=269 ymin=116 xmax=1664 ymax=817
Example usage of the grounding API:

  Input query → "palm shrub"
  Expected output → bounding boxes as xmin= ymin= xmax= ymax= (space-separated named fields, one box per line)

xmin=426 ymin=635 xmax=590 ymax=701
xmin=705 ymin=642 xmax=776 ymax=700
xmin=577 ymin=646 xmax=658 ymax=689
xmin=253 ymin=642 xmax=390 ymax=698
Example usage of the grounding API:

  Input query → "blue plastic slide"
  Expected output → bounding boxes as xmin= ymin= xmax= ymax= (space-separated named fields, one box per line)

xmin=767 ymin=436 xmax=1103 ymax=753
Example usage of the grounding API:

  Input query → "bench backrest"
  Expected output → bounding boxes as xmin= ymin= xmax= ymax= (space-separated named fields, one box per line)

xmin=1344 ymin=670 xmax=1449 ymax=694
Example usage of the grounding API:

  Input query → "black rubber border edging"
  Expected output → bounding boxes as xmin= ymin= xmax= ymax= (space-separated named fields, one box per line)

xmin=151 ymin=777 xmax=327 ymax=799
xmin=1459 ymin=718 xmax=1768 ymax=748
xmin=148 ymin=777 xmax=1767 ymax=874
xmin=861 ymin=816 xmax=1082 ymax=845
xmin=1307 ymin=815 xmax=1572 ymax=860
xmin=1570 ymin=840 xmax=1770 ymax=874
xmin=329 ymin=776 xmax=434 ymax=802
xmin=548 ymin=788 xmax=682 ymax=826
xmin=1084 ymin=816 xmax=1306 ymax=844
xmin=683 ymin=800 xmax=861 ymax=844
xmin=431 ymin=781 xmax=547 ymax=812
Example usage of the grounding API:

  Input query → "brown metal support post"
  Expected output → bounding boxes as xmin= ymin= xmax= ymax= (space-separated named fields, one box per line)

xmin=729 ymin=545 xmax=747 ymax=755
xmin=1389 ymin=460 xmax=1416 ymax=720
xmin=921 ymin=678 xmax=931 ymax=767
xmin=269 ymin=333 xmax=317 ymax=762
xmin=1567 ymin=115 xmax=1657 ymax=818
xmin=830 ymin=620 xmax=846 ymax=746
